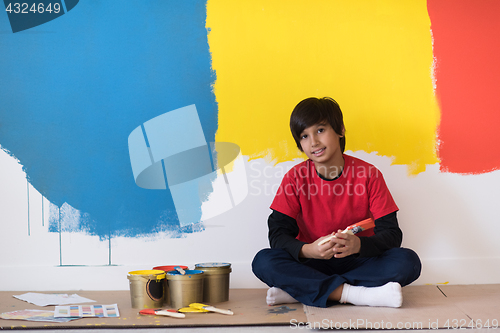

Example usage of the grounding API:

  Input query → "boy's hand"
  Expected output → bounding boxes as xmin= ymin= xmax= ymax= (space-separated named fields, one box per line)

xmin=300 ymin=235 xmax=337 ymax=260
xmin=331 ymin=230 xmax=361 ymax=258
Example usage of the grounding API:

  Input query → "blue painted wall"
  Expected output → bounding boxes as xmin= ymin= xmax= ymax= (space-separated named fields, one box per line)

xmin=0 ymin=0 xmax=217 ymax=239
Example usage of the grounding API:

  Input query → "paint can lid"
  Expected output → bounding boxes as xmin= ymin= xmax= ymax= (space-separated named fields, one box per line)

xmin=195 ymin=262 xmax=231 ymax=268
xmin=153 ymin=265 xmax=188 ymax=272
xmin=194 ymin=263 xmax=231 ymax=274
xmin=127 ymin=269 xmax=166 ymax=281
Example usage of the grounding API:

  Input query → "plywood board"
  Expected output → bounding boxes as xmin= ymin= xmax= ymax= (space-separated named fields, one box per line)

xmin=0 ymin=289 xmax=306 ymax=329
xmin=2 ymin=285 xmax=499 ymax=330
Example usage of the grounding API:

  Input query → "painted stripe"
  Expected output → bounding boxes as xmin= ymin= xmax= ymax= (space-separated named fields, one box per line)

xmin=207 ymin=0 xmax=439 ymax=175
xmin=428 ymin=0 xmax=500 ymax=174
xmin=1 ymin=1 xmax=217 ymax=238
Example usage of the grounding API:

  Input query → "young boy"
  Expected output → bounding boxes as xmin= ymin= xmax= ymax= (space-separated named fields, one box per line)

xmin=252 ymin=97 xmax=421 ymax=308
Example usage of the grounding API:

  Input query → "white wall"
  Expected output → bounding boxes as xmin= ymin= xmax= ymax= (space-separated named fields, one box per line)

xmin=1 ymin=147 xmax=499 ymax=291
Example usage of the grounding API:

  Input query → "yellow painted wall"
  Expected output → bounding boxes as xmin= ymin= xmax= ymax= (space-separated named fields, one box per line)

xmin=207 ymin=0 xmax=439 ymax=175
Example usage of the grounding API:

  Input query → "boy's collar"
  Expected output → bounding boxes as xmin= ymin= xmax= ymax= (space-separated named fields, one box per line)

xmin=316 ymin=168 xmax=343 ymax=181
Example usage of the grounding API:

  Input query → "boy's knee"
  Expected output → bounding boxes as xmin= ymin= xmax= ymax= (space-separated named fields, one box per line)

xmin=391 ymin=248 xmax=421 ymax=286
xmin=252 ymin=248 xmax=290 ymax=279
xmin=251 ymin=248 xmax=273 ymax=277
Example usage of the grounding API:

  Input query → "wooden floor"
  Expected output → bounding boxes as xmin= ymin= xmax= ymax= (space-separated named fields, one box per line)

xmin=0 ymin=285 xmax=499 ymax=330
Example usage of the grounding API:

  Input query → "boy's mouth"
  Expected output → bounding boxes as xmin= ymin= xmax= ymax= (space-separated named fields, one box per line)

xmin=312 ymin=148 xmax=325 ymax=156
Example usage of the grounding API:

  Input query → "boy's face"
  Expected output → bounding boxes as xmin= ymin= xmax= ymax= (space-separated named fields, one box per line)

xmin=299 ymin=122 xmax=344 ymax=168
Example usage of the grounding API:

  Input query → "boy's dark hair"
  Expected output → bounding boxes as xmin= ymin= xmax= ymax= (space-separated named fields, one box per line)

xmin=290 ymin=97 xmax=346 ymax=153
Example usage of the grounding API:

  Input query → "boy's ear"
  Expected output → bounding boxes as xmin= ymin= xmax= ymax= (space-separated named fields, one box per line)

xmin=340 ymin=127 xmax=345 ymax=137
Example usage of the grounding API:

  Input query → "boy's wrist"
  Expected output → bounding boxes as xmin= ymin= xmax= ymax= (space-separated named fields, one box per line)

xmin=299 ymin=243 xmax=310 ymax=258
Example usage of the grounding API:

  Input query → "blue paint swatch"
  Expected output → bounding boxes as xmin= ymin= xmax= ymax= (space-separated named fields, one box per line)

xmin=0 ymin=0 xmax=217 ymax=238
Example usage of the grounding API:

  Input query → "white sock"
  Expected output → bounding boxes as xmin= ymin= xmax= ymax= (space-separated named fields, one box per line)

xmin=266 ymin=287 xmax=299 ymax=305
xmin=340 ymin=282 xmax=403 ymax=308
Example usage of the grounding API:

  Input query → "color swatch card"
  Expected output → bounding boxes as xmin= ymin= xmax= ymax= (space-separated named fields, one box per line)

xmin=0 ymin=309 xmax=79 ymax=323
xmin=54 ymin=304 xmax=119 ymax=318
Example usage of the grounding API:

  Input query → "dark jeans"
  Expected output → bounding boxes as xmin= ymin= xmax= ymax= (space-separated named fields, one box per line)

xmin=252 ymin=247 xmax=421 ymax=308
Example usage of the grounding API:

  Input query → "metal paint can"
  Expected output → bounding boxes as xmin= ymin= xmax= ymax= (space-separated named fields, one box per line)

xmin=127 ymin=270 xmax=166 ymax=309
xmin=153 ymin=265 xmax=188 ymax=306
xmin=194 ymin=262 xmax=231 ymax=303
xmin=166 ymin=270 xmax=204 ymax=309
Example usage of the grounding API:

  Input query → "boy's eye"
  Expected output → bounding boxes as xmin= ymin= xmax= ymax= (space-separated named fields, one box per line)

xmin=300 ymin=134 xmax=307 ymax=140
xmin=317 ymin=128 xmax=324 ymax=133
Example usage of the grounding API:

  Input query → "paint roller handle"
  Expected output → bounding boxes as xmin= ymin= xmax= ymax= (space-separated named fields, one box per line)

xmin=317 ymin=229 xmax=353 ymax=246
xmin=203 ymin=306 xmax=234 ymax=315
xmin=175 ymin=266 xmax=186 ymax=275
xmin=317 ymin=233 xmax=335 ymax=246
xmin=156 ymin=310 xmax=186 ymax=318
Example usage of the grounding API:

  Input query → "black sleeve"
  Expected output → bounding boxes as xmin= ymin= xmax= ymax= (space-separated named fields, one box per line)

xmin=268 ymin=210 xmax=307 ymax=262
xmin=358 ymin=211 xmax=402 ymax=257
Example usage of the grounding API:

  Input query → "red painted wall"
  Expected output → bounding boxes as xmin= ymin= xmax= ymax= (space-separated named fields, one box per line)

xmin=428 ymin=0 xmax=500 ymax=174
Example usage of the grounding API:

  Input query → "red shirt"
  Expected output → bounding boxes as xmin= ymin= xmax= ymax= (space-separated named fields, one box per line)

xmin=270 ymin=154 xmax=399 ymax=244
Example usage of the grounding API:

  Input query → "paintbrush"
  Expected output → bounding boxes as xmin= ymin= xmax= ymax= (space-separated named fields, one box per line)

xmin=318 ymin=218 xmax=375 ymax=246
xmin=189 ymin=303 xmax=234 ymax=315
xmin=139 ymin=308 xmax=185 ymax=318
xmin=178 ymin=307 xmax=209 ymax=313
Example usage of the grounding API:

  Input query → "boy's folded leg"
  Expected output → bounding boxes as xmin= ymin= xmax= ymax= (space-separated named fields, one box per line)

xmin=266 ymin=287 xmax=299 ymax=306
xmin=252 ymin=248 xmax=346 ymax=307
xmin=340 ymin=282 xmax=402 ymax=308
